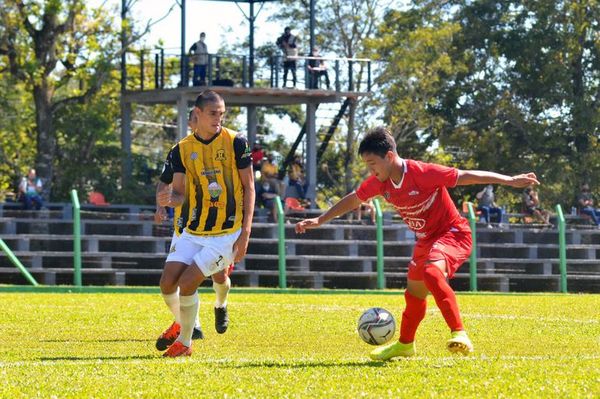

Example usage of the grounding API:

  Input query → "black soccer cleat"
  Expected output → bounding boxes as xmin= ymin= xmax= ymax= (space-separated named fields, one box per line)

xmin=214 ymin=306 xmax=229 ymax=334
xmin=192 ymin=326 xmax=204 ymax=340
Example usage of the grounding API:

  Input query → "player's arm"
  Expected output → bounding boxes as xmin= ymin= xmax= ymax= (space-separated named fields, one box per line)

xmin=154 ymin=181 xmax=169 ymax=223
xmin=456 ymin=170 xmax=539 ymax=188
xmin=232 ymin=134 xmax=255 ymax=263
xmin=233 ymin=165 xmax=255 ymax=262
xmin=157 ymin=144 xmax=186 ymax=207
xmin=295 ymin=192 xmax=362 ymax=234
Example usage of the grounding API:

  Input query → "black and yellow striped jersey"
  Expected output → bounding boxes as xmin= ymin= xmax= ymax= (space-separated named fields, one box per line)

xmin=169 ymin=127 xmax=252 ymax=236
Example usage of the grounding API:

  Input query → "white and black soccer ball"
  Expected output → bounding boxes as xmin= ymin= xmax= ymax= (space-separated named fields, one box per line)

xmin=357 ymin=307 xmax=396 ymax=345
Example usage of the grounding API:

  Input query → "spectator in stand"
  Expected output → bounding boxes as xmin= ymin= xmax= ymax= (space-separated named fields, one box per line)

xmin=261 ymin=153 xmax=279 ymax=189
xmin=522 ymin=186 xmax=550 ymax=225
xmin=476 ymin=184 xmax=503 ymax=228
xmin=307 ymin=48 xmax=330 ymax=90
xmin=276 ymin=27 xmax=298 ymax=88
xmin=251 ymin=143 xmax=264 ymax=171
xmin=18 ymin=168 xmax=44 ymax=210
xmin=288 ymin=155 xmax=308 ymax=201
xmin=189 ymin=32 xmax=209 ymax=86
xmin=577 ymin=183 xmax=600 ymax=227
xmin=256 ymin=178 xmax=279 ymax=221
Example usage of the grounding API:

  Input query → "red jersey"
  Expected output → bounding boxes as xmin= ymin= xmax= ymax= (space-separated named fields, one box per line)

xmin=356 ymin=159 xmax=463 ymax=240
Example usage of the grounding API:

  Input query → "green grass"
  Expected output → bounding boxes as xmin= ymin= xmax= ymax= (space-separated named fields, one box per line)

xmin=0 ymin=291 xmax=599 ymax=398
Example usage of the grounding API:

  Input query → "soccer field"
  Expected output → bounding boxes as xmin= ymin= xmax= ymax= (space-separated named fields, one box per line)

xmin=1 ymin=290 xmax=598 ymax=398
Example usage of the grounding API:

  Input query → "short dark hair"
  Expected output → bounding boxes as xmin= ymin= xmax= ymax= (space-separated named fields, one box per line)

xmin=358 ymin=126 xmax=397 ymax=158
xmin=194 ymin=90 xmax=224 ymax=110
xmin=188 ymin=110 xmax=194 ymax=121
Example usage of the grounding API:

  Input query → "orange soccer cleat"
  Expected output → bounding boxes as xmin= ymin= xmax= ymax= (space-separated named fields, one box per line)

xmin=155 ymin=321 xmax=181 ymax=351
xmin=162 ymin=341 xmax=192 ymax=357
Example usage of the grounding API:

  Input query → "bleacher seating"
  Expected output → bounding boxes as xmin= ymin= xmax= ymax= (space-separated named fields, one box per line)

xmin=0 ymin=202 xmax=599 ymax=292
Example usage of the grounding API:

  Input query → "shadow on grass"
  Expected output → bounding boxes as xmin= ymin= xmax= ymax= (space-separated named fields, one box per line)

xmin=38 ymin=354 xmax=156 ymax=362
xmin=220 ymin=359 xmax=393 ymax=369
xmin=40 ymin=338 xmax=153 ymax=343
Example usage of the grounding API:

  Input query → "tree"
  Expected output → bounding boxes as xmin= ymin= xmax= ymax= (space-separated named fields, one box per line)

xmin=369 ymin=0 xmax=600 ymax=208
xmin=0 ymin=0 xmax=160 ymax=200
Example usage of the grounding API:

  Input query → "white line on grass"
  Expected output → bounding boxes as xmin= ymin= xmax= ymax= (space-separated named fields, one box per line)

xmin=1 ymin=354 xmax=599 ymax=368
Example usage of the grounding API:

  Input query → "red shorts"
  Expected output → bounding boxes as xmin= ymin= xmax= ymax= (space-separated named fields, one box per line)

xmin=227 ymin=263 xmax=235 ymax=276
xmin=407 ymin=219 xmax=472 ymax=281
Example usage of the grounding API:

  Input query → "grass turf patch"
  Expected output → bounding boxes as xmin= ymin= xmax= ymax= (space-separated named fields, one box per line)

xmin=0 ymin=292 xmax=598 ymax=398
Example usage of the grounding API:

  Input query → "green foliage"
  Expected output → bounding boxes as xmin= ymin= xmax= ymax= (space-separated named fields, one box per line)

xmin=0 ymin=77 xmax=36 ymax=199
xmin=369 ymin=0 xmax=600 ymax=209
xmin=0 ymin=292 xmax=598 ymax=398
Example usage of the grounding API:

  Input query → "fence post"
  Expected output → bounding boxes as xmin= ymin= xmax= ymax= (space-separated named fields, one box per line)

xmin=373 ymin=199 xmax=385 ymax=289
xmin=71 ymin=190 xmax=82 ymax=287
xmin=275 ymin=196 xmax=286 ymax=289
xmin=466 ymin=202 xmax=478 ymax=292
xmin=140 ymin=49 xmax=145 ymax=90
xmin=555 ymin=204 xmax=567 ymax=293
xmin=0 ymin=239 xmax=39 ymax=286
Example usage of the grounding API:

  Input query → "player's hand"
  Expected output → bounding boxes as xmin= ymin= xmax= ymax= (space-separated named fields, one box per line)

xmin=154 ymin=207 xmax=168 ymax=223
xmin=157 ymin=187 xmax=174 ymax=207
xmin=509 ymin=173 xmax=540 ymax=188
xmin=232 ymin=231 xmax=250 ymax=263
xmin=295 ymin=218 xmax=321 ymax=234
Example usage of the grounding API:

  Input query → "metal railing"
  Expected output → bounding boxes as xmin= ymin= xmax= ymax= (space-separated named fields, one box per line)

xmin=125 ymin=49 xmax=372 ymax=93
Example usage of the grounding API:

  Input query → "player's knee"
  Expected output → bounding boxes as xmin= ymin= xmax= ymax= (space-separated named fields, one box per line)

xmin=159 ymin=276 xmax=177 ymax=294
xmin=422 ymin=263 xmax=444 ymax=286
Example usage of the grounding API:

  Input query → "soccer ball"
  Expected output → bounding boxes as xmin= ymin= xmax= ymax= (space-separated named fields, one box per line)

xmin=357 ymin=307 xmax=396 ymax=345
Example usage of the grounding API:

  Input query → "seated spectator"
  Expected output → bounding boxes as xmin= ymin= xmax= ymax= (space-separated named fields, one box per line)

xmin=522 ymin=186 xmax=550 ymax=225
xmin=307 ymin=48 xmax=330 ymax=90
xmin=476 ymin=184 xmax=503 ymax=227
xmin=288 ymin=155 xmax=308 ymax=200
xmin=577 ymin=183 xmax=600 ymax=227
xmin=18 ymin=168 xmax=43 ymax=210
xmin=261 ymin=153 xmax=280 ymax=188
xmin=251 ymin=143 xmax=264 ymax=171
xmin=256 ymin=179 xmax=279 ymax=221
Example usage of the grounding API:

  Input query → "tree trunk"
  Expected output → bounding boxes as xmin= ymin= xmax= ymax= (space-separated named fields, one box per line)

xmin=33 ymin=83 xmax=56 ymax=201
xmin=344 ymin=99 xmax=357 ymax=194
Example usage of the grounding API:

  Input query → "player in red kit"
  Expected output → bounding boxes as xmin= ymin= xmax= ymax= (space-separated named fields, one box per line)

xmin=295 ymin=127 xmax=539 ymax=360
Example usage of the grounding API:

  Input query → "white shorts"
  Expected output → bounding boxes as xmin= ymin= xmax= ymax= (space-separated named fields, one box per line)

xmin=166 ymin=229 xmax=241 ymax=277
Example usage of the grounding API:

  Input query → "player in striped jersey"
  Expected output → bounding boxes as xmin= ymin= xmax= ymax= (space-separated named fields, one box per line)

xmin=156 ymin=91 xmax=255 ymax=357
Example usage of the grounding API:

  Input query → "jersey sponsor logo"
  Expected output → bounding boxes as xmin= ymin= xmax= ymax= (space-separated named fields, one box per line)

xmin=208 ymin=182 xmax=223 ymax=199
xmin=383 ymin=192 xmax=390 ymax=199
xmin=215 ymin=149 xmax=226 ymax=161
xmin=405 ymin=217 xmax=426 ymax=230
xmin=169 ymin=244 xmax=176 ymax=253
xmin=408 ymin=190 xmax=420 ymax=196
xmin=394 ymin=189 xmax=439 ymax=217
xmin=201 ymin=169 xmax=221 ymax=176
xmin=205 ymin=199 xmax=225 ymax=208
xmin=190 ymin=152 xmax=199 ymax=161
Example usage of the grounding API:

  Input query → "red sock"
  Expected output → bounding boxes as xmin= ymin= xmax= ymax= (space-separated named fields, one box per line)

xmin=423 ymin=265 xmax=464 ymax=331
xmin=399 ymin=290 xmax=427 ymax=344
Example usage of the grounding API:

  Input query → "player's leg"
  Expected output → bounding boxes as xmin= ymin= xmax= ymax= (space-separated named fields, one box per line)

xmin=423 ymin=226 xmax=474 ymax=354
xmin=156 ymin=261 xmax=187 ymax=350
xmin=369 ymin=253 xmax=430 ymax=361
xmin=212 ymin=269 xmax=231 ymax=334
xmin=163 ymin=264 xmax=206 ymax=357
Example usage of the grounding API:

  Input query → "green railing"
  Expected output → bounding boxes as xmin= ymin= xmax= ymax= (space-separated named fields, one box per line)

xmin=373 ymin=199 xmax=385 ymax=289
xmin=275 ymin=196 xmax=286 ymax=289
xmin=71 ymin=189 xmax=82 ymax=287
xmin=466 ymin=202 xmax=478 ymax=292
xmin=0 ymin=238 xmax=39 ymax=286
xmin=555 ymin=204 xmax=567 ymax=293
